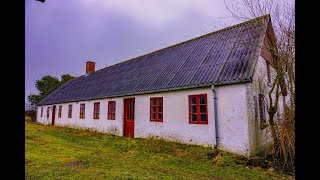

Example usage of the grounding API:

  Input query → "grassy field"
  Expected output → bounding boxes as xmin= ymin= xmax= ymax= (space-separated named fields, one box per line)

xmin=25 ymin=121 xmax=290 ymax=179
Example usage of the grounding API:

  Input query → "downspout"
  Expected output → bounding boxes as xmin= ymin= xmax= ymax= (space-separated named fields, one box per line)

xmin=211 ymin=84 xmax=219 ymax=147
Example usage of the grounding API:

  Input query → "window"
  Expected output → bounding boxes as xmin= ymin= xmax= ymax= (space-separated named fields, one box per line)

xmin=189 ymin=94 xmax=208 ymax=124
xmin=68 ymin=105 xmax=72 ymax=118
xmin=41 ymin=107 xmax=43 ymax=117
xmin=266 ymin=61 xmax=271 ymax=83
xmin=93 ymin=102 xmax=100 ymax=119
xmin=79 ymin=104 xmax=85 ymax=119
xmin=258 ymin=94 xmax=266 ymax=123
xmin=108 ymin=101 xmax=116 ymax=120
xmin=58 ymin=106 xmax=62 ymax=118
xmin=150 ymin=97 xmax=163 ymax=122
xmin=46 ymin=107 xmax=50 ymax=118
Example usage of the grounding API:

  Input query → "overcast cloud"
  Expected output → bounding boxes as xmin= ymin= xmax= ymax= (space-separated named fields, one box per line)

xmin=26 ymin=0 xmax=237 ymax=102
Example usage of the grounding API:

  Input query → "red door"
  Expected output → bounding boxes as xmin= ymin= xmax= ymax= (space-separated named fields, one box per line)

xmin=52 ymin=106 xmax=56 ymax=126
xmin=124 ymin=98 xmax=135 ymax=137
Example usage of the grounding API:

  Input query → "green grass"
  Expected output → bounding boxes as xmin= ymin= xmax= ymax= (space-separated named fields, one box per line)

xmin=25 ymin=116 xmax=31 ymax=121
xmin=26 ymin=121 xmax=289 ymax=179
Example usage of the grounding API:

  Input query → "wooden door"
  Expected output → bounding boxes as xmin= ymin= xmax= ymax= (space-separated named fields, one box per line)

xmin=124 ymin=98 xmax=135 ymax=137
xmin=52 ymin=105 xmax=56 ymax=126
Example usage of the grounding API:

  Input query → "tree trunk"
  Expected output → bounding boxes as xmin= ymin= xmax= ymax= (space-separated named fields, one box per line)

xmin=30 ymin=110 xmax=37 ymax=122
xmin=268 ymin=112 xmax=279 ymax=148
xmin=282 ymin=96 xmax=290 ymax=119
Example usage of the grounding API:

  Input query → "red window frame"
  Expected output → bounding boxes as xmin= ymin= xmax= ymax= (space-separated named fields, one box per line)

xmin=150 ymin=97 xmax=163 ymax=122
xmin=93 ymin=102 xmax=100 ymax=119
xmin=68 ymin=104 xmax=72 ymax=118
xmin=46 ymin=107 xmax=50 ymax=118
xmin=108 ymin=101 xmax=116 ymax=120
xmin=188 ymin=94 xmax=208 ymax=124
xmin=79 ymin=103 xmax=85 ymax=119
xmin=259 ymin=94 xmax=266 ymax=123
xmin=41 ymin=107 xmax=43 ymax=117
xmin=58 ymin=105 xmax=62 ymax=118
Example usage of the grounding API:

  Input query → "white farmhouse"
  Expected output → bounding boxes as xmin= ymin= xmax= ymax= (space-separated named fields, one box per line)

xmin=37 ymin=15 xmax=286 ymax=157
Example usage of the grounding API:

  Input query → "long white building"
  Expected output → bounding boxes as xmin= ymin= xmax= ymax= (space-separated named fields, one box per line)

xmin=37 ymin=15 xmax=286 ymax=157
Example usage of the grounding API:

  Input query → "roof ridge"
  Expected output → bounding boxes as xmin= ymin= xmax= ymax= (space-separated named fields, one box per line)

xmin=95 ymin=14 xmax=270 ymax=73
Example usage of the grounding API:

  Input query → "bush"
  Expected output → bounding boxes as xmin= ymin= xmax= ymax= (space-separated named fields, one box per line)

xmin=268 ymin=106 xmax=295 ymax=174
xmin=30 ymin=110 xmax=37 ymax=122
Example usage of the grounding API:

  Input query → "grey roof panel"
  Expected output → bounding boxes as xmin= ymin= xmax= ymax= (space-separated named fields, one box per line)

xmin=38 ymin=15 xmax=270 ymax=105
xmin=167 ymin=68 xmax=198 ymax=88
xmin=148 ymin=73 xmax=176 ymax=91
xmin=132 ymin=75 xmax=159 ymax=92
xmin=189 ymin=65 xmax=220 ymax=85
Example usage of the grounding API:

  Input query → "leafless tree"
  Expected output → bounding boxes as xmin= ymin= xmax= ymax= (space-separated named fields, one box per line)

xmin=25 ymin=102 xmax=37 ymax=122
xmin=225 ymin=0 xmax=295 ymax=171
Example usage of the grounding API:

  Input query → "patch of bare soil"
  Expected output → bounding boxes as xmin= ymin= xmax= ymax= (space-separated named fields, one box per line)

xmin=64 ymin=160 xmax=86 ymax=167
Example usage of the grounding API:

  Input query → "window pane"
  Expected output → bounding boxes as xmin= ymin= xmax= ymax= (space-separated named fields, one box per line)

xmin=200 ymin=96 xmax=206 ymax=104
xmin=151 ymin=113 xmax=155 ymax=120
xmin=152 ymin=99 xmax=156 ymax=105
xmin=192 ymin=114 xmax=197 ymax=121
xmin=200 ymin=114 xmax=206 ymax=121
xmin=191 ymin=105 xmax=196 ymax=113
xmin=159 ymin=98 xmax=163 ymax=106
xmin=200 ymin=105 xmax=206 ymax=113
xmin=151 ymin=106 xmax=155 ymax=113
xmin=109 ymin=102 xmax=115 ymax=114
xmin=158 ymin=113 xmax=163 ymax=120
xmin=191 ymin=97 xmax=196 ymax=104
xmin=159 ymin=106 xmax=163 ymax=113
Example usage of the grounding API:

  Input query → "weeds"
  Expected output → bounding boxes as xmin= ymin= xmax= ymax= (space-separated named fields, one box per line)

xmin=26 ymin=121 xmax=289 ymax=179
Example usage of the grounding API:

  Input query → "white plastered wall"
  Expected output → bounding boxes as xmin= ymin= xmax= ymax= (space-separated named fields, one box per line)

xmin=37 ymin=84 xmax=250 ymax=156
xmin=246 ymin=55 xmax=284 ymax=156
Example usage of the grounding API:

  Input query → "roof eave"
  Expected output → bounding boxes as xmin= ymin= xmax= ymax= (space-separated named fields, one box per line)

xmin=36 ymin=78 xmax=252 ymax=106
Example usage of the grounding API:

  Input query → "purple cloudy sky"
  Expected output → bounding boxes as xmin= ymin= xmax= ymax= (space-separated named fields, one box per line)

xmin=26 ymin=0 xmax=239 ymax=102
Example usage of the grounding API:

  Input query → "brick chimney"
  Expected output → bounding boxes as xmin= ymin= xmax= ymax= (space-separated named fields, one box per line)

xmin=86 ymin=61 xmax=95 ymax=74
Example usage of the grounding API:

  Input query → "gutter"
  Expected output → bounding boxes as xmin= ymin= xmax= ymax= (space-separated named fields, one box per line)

xmin=211 ymin=84 xmax=219 ymax=147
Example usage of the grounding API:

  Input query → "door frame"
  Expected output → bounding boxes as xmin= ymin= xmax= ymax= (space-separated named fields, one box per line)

xmin=123 ymin=97 xmax=135 ymax=137
xmin=52 ymin=105 xmax=56 ymax=126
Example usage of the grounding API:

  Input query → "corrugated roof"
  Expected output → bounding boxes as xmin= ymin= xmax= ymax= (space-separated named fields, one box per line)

xmin=38 ymin=15 xmax=271 ymax=106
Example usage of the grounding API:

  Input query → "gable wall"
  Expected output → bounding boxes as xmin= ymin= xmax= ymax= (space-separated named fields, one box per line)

xmin=245 ymin=55 xmax=284 ymax=156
